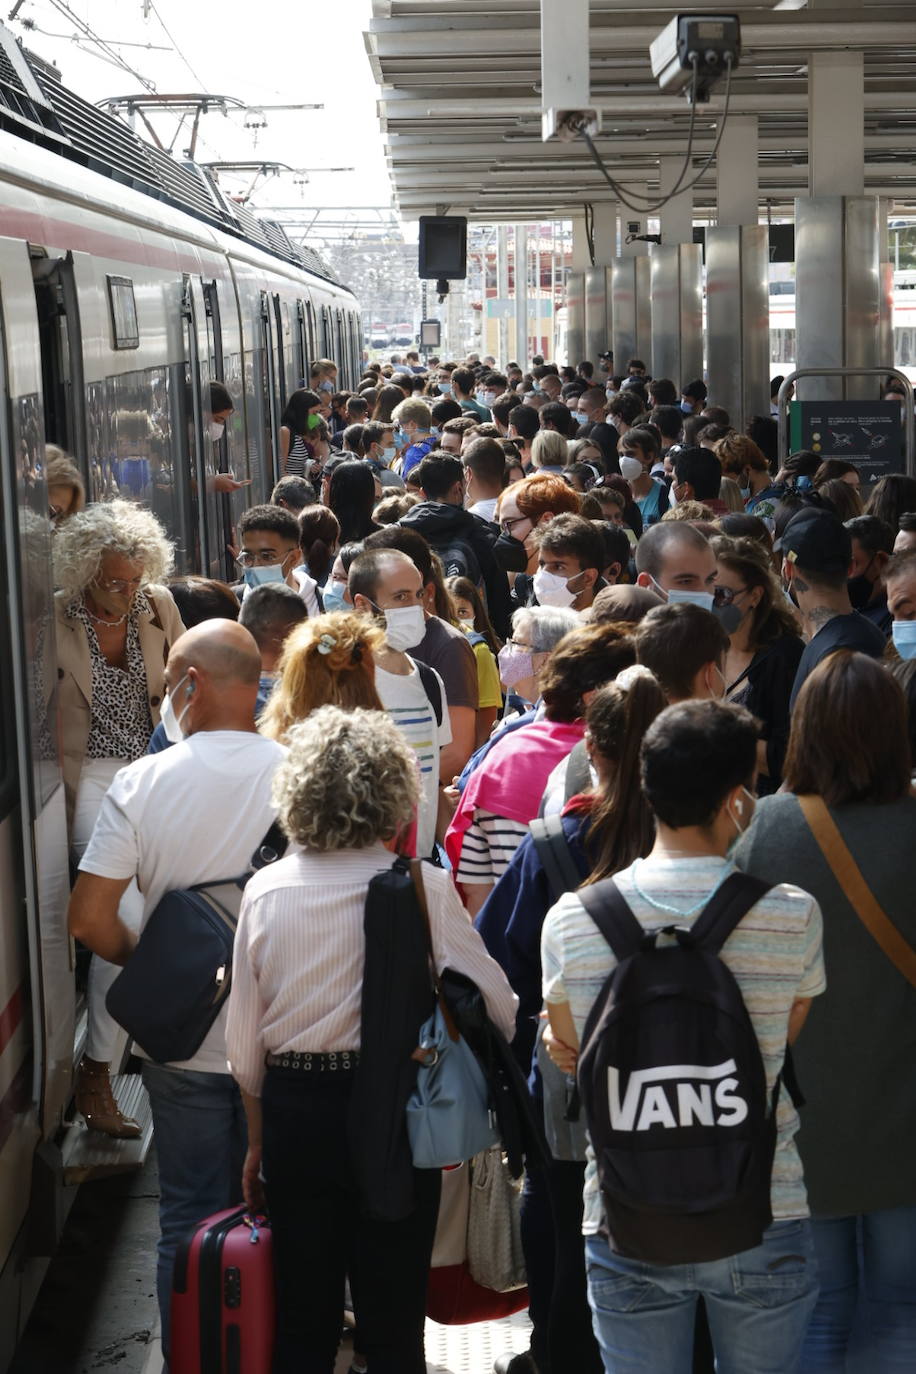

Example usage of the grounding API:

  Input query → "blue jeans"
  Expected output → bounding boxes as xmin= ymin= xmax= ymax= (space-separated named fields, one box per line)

xmin=801 ymin=1209 xmax=916 ymax=1372
xmin=586 ymin=1219 xmax=819 ymax=1374
xmin=141 ymin=1062 xmax=247 ymax=1358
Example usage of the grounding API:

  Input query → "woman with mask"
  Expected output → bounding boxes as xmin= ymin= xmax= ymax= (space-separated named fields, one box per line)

xmin=279 ymin=389 xmax=323 ymax=477
xmin=446 ymin=618 xmax=634 ymax=916
xmin=711 ymin=535 xmax=804 ymax=795
xmin=618 ymin=425 xmax=667 ymax=527
xmin=734 ymin=651 xmax=916 ymax=1373
xmin=54 ymin=500 xmax=184 ymax=1136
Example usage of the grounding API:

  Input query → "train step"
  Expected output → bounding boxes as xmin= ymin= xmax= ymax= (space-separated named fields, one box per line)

xmin=61 ymin=1073 xmax=153 ymax=1184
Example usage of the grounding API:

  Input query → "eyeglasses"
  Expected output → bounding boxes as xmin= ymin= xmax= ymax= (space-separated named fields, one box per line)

xmin=712 ymin=585 xmax=736 ymax=607
xmin=96 ymin=575 xmax=143 ymax=594
xmin=235 ymin=550 xmax=287 ymax=568
xmin=508 ymin=638 xmax=536 ymax=652
xmin=499 ymin=515 xmax=532 ymax=536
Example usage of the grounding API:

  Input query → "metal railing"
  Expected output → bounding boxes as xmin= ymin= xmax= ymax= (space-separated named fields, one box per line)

xmin=777 ymin=367 xmax=915 ymax=476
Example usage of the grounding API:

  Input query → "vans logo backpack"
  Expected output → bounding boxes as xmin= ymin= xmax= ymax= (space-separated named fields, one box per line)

xmin=577 ymin=870 xmax=783 ymax=1266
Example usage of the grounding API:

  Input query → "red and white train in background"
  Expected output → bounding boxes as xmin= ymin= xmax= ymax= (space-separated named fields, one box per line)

xmin=0 ymin=31 xmax=360 ymax=1364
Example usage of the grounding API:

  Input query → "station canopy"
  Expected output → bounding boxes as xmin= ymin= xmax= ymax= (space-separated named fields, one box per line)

xmin=364 ymin=1 xmax=916 ymax=221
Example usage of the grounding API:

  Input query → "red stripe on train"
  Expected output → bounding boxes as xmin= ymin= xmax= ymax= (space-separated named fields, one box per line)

xmin=0 ymin=985 xmax=24 ymax=1058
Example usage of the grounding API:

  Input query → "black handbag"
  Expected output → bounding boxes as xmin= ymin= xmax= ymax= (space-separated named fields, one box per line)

xmin=105 ymin=823 xmax=286 ymax=1063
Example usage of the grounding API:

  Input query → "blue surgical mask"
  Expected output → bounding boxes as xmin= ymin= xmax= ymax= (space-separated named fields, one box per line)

xmin=574 ymin=410 xmax=589 ymax=425
xmin=438 ymin=382 xmax=451 ymax=395
xmin=322 ymin=581 xmax=348 ymax=613
xmin=243 ymin=563 xmax=287 ymax=588
xmin=680 ymin=400 xmax=694 ymax=414
xmin=892 ymin=620 xmax=916 ymax=660
xmin=381 ymin=445 xmax=397 ymax=464
xmin=393 ymin=426 xmax=409 ymax=449
xmin=666 ymin=587 xmax=715 ymax=613
xmin=532 ymin=382 xmax=542 ymax=394
xmin=319 ymin=379 xmax=334 ymax=393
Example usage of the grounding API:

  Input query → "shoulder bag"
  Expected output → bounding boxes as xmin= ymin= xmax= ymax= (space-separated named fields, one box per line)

xmin=798 ymin=794 xmax=916 ymax=989
xmin=466 ymin=1147 xmax=526 ymax=1293
xmin=405 ymin=859 xmax=499 ymax=1168
xmin=106 ymin=822 xmax=287 ymax=1063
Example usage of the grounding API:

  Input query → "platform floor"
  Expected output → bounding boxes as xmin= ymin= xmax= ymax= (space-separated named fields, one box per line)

xmin=14 ymin=1147 xmax=532 ymax=1374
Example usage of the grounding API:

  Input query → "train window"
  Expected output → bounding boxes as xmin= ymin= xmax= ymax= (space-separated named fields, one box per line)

xmin=106 ymin=276 xmax=140 ymax=350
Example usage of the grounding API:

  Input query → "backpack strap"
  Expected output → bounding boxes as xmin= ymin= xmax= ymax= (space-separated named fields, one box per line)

xmin=578 ymin=877 xmax=647 ymax=962
xmin=563 ymin=740 xmax=593 ymax=802
xmin=689 ymin=871 xmax=772 ymax=954
xmin=413 ymin=658 xmax=443 ymax=728
xmin=529 ymin=814 xmax=583 ymax=902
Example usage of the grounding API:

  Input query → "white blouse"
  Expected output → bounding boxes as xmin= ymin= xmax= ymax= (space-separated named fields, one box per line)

xmin=226 ymin=844 xmax=519 ymax=1096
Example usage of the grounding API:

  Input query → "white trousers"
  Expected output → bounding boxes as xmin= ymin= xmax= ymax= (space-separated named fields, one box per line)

xmin=71 ymin=757 xmax=144 ymax=1065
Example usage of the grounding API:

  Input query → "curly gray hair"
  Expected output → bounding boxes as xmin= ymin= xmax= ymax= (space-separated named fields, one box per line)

xmin=273 ymin=705 xmax=419 ymax=851
xmin=52 ymin=499 xmax=174 ymax=601
xmin=513 ymin=604 xmax=579 ymax=654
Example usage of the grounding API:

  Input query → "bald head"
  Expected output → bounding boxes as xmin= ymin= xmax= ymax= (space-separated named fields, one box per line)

xmin=166 ymin=620 xmax=262 ymax=736
xmin=169 ymin=619 xmax=262 ymax=685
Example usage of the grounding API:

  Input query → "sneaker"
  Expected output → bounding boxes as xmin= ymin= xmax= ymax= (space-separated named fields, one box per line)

xmin=493 ymin=1354 xmax=540 ymax=1374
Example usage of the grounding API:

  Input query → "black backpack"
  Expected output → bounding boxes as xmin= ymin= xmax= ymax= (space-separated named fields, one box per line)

xmin=577 ymin=870 xmax=784 ymax=1265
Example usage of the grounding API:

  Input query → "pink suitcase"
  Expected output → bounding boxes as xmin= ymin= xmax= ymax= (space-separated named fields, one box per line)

xmin=171 ymin=1206 xmax=274 ymax=1374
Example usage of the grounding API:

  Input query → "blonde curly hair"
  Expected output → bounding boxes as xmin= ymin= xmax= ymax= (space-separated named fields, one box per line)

xmin=259 ymin=610 xmax=385 ymax=742
xmin=274 ymin=705 xmax=419 ymax=850
xmin=52 ymin=499 xmax=174 ymax=601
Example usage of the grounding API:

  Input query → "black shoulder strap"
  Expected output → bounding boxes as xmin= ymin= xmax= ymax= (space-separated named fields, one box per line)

xmin=578 ymin=877 xmax=647 ymax=962
xmin=413 ymin=658 xmax=443 ymax=728
xmin=564 ymin=740 xmax=593 ymax=802
xmin=690 ymin=871 xmax=772 ymax=953
xmin=529 ymin=814 xmax=582 ymax=902
xmin=250 ymin=821 xmax=288 ymax=872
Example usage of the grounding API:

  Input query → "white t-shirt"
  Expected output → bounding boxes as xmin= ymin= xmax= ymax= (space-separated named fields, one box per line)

xmin=468 ymin=497 xmax=498 ymax=523
xmin=374 ymin=659 xmax=451 ymax=860
xmin=79 ymin=730 xmax=286 ymax=1074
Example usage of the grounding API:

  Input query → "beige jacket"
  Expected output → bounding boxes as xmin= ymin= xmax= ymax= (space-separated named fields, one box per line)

xmin=55 ymin=584 xmax=185 ymax=835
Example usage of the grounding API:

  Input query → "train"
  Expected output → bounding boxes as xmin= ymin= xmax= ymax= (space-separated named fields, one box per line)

xmin=0 ymin=28 xmax=360 ymax=1366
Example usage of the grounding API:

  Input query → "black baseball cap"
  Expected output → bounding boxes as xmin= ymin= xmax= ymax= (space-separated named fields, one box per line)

xmin=775 ymin=508 xmax=852 ymax=575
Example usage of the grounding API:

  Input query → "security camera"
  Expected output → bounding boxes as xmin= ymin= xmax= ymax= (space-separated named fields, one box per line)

xmin=650 ymin=15 xmax=741 ymax=103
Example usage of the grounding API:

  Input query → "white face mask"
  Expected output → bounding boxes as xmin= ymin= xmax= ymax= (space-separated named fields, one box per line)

xmin=380 ymin=604 xmax=426 ymax=652
xmin=208 ymin=421 xmax=225 ymax=442
xmin=459 ymin=618 xmax=476 ymax=634
xmin=481 ymin=391 xmax=496 ymax=407
xmin=533 ymin=567 xmax=581 ymax=609
xmin=160 ymin=673 xmax=192 ymax=743
xmin=619 ymin=455 xmax=643 ymax=482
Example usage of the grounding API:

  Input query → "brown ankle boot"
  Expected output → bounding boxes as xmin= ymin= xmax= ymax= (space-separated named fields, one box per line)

xmin=75 ymin=1058 xmax=141 ymax=1138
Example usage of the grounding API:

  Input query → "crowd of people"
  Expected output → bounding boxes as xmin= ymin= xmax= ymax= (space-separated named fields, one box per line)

xmin=54 ymin=347 xmax=916 ymax=1374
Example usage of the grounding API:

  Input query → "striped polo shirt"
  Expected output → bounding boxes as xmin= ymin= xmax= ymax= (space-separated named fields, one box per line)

xmin=541 ymin=854 xmax=826 ymax=1233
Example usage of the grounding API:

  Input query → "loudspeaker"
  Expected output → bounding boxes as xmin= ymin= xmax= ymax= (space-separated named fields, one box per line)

xmin=419 ymin=216 xmax=468 ymax=280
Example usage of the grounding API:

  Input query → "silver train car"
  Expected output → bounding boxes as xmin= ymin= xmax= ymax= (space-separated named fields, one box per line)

xmin=0 ymin=32 xmax=360 ymax=1364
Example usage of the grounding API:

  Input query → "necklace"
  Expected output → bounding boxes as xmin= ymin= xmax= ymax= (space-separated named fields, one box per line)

xmin=631 ymin=858 xmax=732 ymax=918
xmin=82 ymin=598 xmax=128 ymax=629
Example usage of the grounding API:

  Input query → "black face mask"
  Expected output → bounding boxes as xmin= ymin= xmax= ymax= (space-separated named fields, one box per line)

xmin=493 ymin=532 xmax=529 ymax=573
xmin=847 ymin=573 xmax=875 ymax=610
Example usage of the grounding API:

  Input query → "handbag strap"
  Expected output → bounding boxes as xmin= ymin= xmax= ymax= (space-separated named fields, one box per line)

xmin=409 ymin=858 xmax=460 ymax=1044
xmin=798 ymin=794 xmax=916 ymax=989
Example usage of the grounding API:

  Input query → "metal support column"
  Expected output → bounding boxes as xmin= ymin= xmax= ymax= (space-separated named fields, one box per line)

xmin=571 ymin=215 xmax=591 ymax=271
xmin=706 ymin=226 xmax=769 ymax=424
xmin=497 ymin=224 xmax=509 ymax=369
xmin=658 ymin=156 xmax=693 ymax=246
xmin=611 ymin=258 xmax=650 ymax=372
xmin=649 ymin=244 xmax=703 ymax=387
xmin=515 ymin=224 xmax=529 ymax=367
xmin=716 ymin=117 xmax=759 ymax=228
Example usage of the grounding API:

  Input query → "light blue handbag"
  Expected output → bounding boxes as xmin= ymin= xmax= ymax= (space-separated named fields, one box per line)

xmin=405 ymin=859 xmax=499 ymax=1169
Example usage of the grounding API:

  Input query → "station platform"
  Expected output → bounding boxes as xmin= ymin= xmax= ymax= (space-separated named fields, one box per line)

xmin=13 ymin=1148 xmax=532 ymax=1374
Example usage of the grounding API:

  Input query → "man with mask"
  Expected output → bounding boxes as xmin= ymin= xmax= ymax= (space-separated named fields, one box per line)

xmin=232 ymin=505 xmax=320 ymax=615
xmin=524 ymin=514 xmax=605 ymax=613
xmin=844 ymin=514 xmax=894 ymax=636
xmin=777 ymin=509 xmax=887 ymax=710
xmin=884 ymin=547 xmax=916 ymax=660
xmin=349 ymin=548 xmax=452 ymax=859
xmin=680 ymin=378 xmax=708 ymax=415
xmin=635 ymin=521 xmax=718 ymax=604
xmin=68 ymin=620 xmax=285 ymax=1364
xmin=361 ymin=419 xmax=406 ymax=491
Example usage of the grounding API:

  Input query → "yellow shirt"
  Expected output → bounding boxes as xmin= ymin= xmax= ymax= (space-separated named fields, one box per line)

xmin=471 ymin=638 xmax=502 ymax=710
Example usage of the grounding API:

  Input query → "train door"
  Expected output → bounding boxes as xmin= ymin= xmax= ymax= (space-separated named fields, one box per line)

xmin=202 ymin=280 xmax=235 ymax=581
xmin=294 ymin=300 xmax=308 ymax=387
xmin=305 ymin=298 xmax=317 ymax=374
xmin=178 ymin=275 xmax=216 ymax=575
xmin=30 ymin=249 xmax=88 ymax=476
xmin=0 ymin=242 xmax=70 ymax=1222
xmin=259 ymin=290 xmax=281 ymax=484
xmin=271 ymin=294 xmax=288 ymax=411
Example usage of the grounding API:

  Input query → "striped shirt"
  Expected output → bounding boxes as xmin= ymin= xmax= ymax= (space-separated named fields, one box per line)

xmin=541 ymin=854 xmax=826 ymax=1232
xmin=374 ymin=660 xmax=451 ymax=860
xmin=227 ymin=845 xmax=518 ymax=1096
xmin=457 ymin=808 xmax=529 ymax=885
